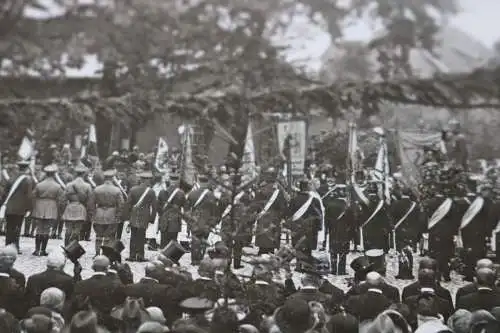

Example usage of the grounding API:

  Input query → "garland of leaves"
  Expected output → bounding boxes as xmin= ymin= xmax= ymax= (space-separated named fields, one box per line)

xmin=0 ymin=64 xmax=499 ymax=133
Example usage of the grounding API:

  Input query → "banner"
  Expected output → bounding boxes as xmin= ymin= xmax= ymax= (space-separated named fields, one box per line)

xmin=18 ymin=129 xmax=35 ymax=161
xmin=397 ymin=130 xmax=442 ymax=193
xmin=277 ymin=119 xmax=307 ymax=176
xmin=154 ymin=137 xmax=169 ymax=173
xmin=240 ymin=122 xmax=257 ymax=183
xmin=180 ymin=124 xmax=196 ymax=187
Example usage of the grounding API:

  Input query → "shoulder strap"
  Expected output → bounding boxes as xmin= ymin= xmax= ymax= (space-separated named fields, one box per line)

xmin=428 ymin=198 xmax=453 ymax=229
xmin=292 ymin=193 xmax=314 ymax=222
xmin=394 ymin=201 xmax=417 ymax=230
xmin=3 ymin=175 xmax=28 ymax=207
xmin=193 ymin=189 xmax=209 ymax=209
xmin=257 ymin=188 xmax=280 ymax=220
xmin=460 ymin=196 xmax=484 ymax=229
xmin=134 ymin=187 xmax=151 ymax=209
xmin=163 ymin=188 xmax=180 ymax=210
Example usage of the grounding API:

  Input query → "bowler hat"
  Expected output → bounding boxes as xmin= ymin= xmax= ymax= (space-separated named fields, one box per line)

xmin=101 ymin=240 xmax=125 ymax=262
xmin=61 ymin=241 xmax=86 ymax=264
xmin=160 ymin=240 xmax=187 ymax=264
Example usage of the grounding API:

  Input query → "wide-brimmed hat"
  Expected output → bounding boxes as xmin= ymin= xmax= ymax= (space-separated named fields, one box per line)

xmin=101 ymin=240 xmax=125 ymax=262
xmin=274 ymin=298 xmax=315 ymax=333
xmin=61 ymin=240 xmax=86 ymax=264
xmin=160 ymin=240 xmax=187 ymax=265
xmin=350 ymin=255 xmax=375 ymax=278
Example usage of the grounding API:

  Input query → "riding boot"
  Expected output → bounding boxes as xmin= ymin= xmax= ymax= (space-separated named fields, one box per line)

xmin=40 ymin=235 xmax=49 ymax=256
xmin=330 ymin=253 xmax=338 ymax=275
xmin=32 ymin=235 xmax=41 ymax=256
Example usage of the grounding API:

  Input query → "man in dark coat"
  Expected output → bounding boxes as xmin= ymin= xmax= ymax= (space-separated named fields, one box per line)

xmin=157 ymin=174 xmax=185 ymax=248
xmin=124 ymin=263 xmax=182 ymax=325
xmin=185 ymin=175 xmax=219 ymax=265
xmin=287 ymin=273 xmax=343 ymax=314
xmin=287 ymin=179 xmax=322 ymax=260
xmin=122 ymin=171 xmax=157 ymax=262
xmin=0 ymin=245 xmax=25 ymax=290
xmin=254 ymin=167 xmax=287 ymax=255
xmin=456 ymin=259 xmax=497 ymax=303
xmin=456 ymin=268 xmax=500 ymax=311
xmin=25 ymin=251 xmax=74 ymax=308
xmin=1 ymin=160 xmax=34 ymax=252
xmin=180 ymin=259 xmax=221 ymax=302
xmin=71 ymin=256 xmax=125 ymax=327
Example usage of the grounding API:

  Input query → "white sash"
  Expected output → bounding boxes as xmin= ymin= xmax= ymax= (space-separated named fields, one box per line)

xmin=394 ymin=201 xmax=417 ymax=230
xmin=193 ymin=189 xmax=209 ymax=209
xmin=2 ymin=170 xmax=9 ymax=181
xmin=256 ymin=188 xmax=280 ymax=220
xmin=362 ymin=200 xmax=384 ymax=227
xmin=133 ymin=187 xmax=151 ymax=209
xmin=428 ymin=198 xmax=452 ymax=229
xmin=87 ymin=175 xmax=96 ymax=188
xmin=113 ymin=176 xmax=128 ymax=198
xmin=354 ymin=183 xmax=369 ymax=206
xmin=292 ymin=193 xmax=314 ymax=222
xmin=321 ymin=185 xmax=337 ymax=199
xmin=163 ymin=188 xmax=180 ymax=211
xmin=0 ymin=175 xmax=28 ymax=218
xmin=221 ymin=191 xmax=245 ymax=219
xmin=55 ymin=173 xmax=66 ymax=188
xmin=460 ymin=196 xmax=483 ymax=229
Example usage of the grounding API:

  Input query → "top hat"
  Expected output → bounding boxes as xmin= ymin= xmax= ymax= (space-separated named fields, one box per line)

xmin=350 ymin=255 xmax=375 ymax=275
xmin=160 ymin=240 xmax=187 ymax=264
xmin=43 ymin=164 xmax=58 ymax=173
xmin=61 ymin=241 xmax=86 ymax=264
xmin=101 ymin=240 xmax=125 ymax=262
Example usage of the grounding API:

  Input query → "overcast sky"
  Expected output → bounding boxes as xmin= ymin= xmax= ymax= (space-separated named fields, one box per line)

xmin=282 ymin=0 xmax=500 ymax=71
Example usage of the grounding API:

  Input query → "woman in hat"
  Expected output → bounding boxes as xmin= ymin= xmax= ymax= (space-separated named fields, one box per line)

xmin=31 ymin=164 xmax=65 ymax=256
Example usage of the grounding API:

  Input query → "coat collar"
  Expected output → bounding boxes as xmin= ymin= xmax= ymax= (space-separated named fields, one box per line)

xmin=367 ymin=288 xmax=383 ymax=294
xmin=141 ymin=277 xmax=159 ymax=283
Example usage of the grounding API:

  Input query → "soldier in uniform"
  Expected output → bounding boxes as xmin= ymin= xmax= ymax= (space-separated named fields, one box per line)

xmin=123 ymin=171 xmax=157 ymax=262
xmin=360 ymin=181 xmax=392 ymax=252
xmin=31 ymin=164 xmax=65 ymax=256
xmin=287 ymin=179 xmax=323 ymax=261
xmin=1 ymin=160 xmax=34 ymax=252
xmin=51 ymin=166 xmax=74 ymax=240
xmin=324 ymin=185 xmax=352 ymax=275
xmin=80 ymin=170 xmax=98 ymax=241
xmin=254 ymin=167 xmax=287 ymax=255
xmin=61 ymin=164 xmax=95 ymax=246
xmin=185 ymin=174 xmax=219 ymax=265
xmin=157 ymin=173 xmax=185 ymax=248
xmin=92 ymin=169 xmax=124 ymax=256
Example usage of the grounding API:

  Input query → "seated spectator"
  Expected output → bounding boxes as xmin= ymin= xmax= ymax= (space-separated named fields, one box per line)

xmin=456 ymin=268 xmax=500 ymax=311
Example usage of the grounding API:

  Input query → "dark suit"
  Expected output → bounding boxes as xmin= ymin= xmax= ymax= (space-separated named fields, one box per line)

xmin=157 ymin=185 xmax=185 ymax=247
xmin=0 ymin=274 xmax=26 ymax=318
xmin=157 ymin=269 xmax=185 ymax=288
xmin=402 ymin=281 xmax=453 ymax=307
xmin=345 ymin=289 xmax=392 ymax=322
xmin=456 ymin=288 xmax=500 ymax=312
xmin=1 ymin=173 xmax=34 ymax=249
xmin=405 ymin=293 xmax=453 ymax=327
xmin=10 ymin=268 xmax=25 ymax=290
xmin=25 ymin=269 xmax=74 ymax=307
xmin=353 ymin=281 xmax=401 ymax=303
xmin=181 ymin=278 xmax=220 ymax=302
xmin=71 ymin=273 xmax=125 ymax=326
xmin=124 ymin=277 xmax=182 ymax=325
xmin=288 ymin=287 xmax=339 ymax=314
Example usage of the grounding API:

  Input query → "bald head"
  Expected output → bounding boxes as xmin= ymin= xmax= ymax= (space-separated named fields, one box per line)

xmin=144 ymin=263 xmax=157 ymax=278
xmin=366 ymin=271 xmax=382 ymax=287
xmin=476 ymin=268 xmax=496 ymax=287
xmin=40 ymin=287 xmax=65 ymax=311
xmin=47 ymin=252 xmax=66 ymax=270
xmin=0 ymin=245 xmax=18 ymax=270
xmin=476 ymin=259 xmax=493 ymax=271
xmin=92 ymin=255 xmax=110 ymax=272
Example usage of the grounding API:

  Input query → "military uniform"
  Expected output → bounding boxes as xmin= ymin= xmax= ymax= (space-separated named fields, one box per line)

xmin=185 ymin=178 xmax=219 ymax=265
xmin=80 ymin=172 xmax=97 ymax=241
xmin=324 ymin=192 xmax=351 ymax=275
xmin=62 ymin=167 xmax=95 ymax=246
xmin=51 ymin=168 xmax=74 ymax=239
xmin=1 ymin=161 xmax=34 ymax=251
xmin=360 ymin=192 xmax=392 ymax=252
xmin=31 ymin=165 xmax=65 ymax=256
xmin=123 ymin=172 xmax=157 ymax=261
xmin=157 ymin=175 xmax=185 ymax=247
xmin=92 ymin=170 xmax=124 ymax=255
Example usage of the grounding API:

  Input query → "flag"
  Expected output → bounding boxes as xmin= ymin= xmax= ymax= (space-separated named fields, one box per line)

xmin=240 ymin=122 xmax=257 ymax=184
xmin=180 ymin=124 xmax=196 ymax=188
xmin=80 ymin=124 xmax=99 ymax=168
xmin=374 ymin=134 xmax=391 ymax=204
xmin=154 ymin=137 xmax=169 ymax=173
xmin=347 ymin=123 xmax=363 ymax=183
xmin=18 ymin=129 xmax=35 ymax=161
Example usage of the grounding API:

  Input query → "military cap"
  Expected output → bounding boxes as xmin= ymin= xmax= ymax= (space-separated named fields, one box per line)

xmin=43 ymin=164 xmax=58 ymax=173
xmin=102 ymin=169 xmax=116 ymax=177
xmin=139 ymin=171 xmax=153 ymax=179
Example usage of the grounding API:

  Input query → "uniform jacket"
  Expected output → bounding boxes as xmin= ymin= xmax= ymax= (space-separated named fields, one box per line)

xmin=390 ymin=196 xmax=420 ymax=247
xmin=124 ymin=277 xmax=183 ymax=325
xmin=1 ymin=173 xmax=34 ymax=216
xmin=287 ymin=191 xmax=322 ymax=232
xmin=92 ymin=181 xmax=124 ymax=225
xmin=461 ymin=196 xmax=495 ymax=248
xmin=157 ymin=185 xmax=185 ymax=233
xmin=324 ymin=196 xmax=352 ymax=245
xmin=123 ymin=183 xmax=157 ymax=229
xmin=220 ymin=190 xmax=255 ymax=244
xmin=0 ymin=274 xmax=26 ymax=319
xmin=254 ymin=182 xmax=287 ymax=249
xmin=360 ymin=194 xmax=392 ymax=251
xmin=31 ymin=177 xmax=65 ymax=220
xmin=185 ymin=187 xmax=219 ymax=236
xmin=62 ymin=177 xmax=95 ymax=222
xmin=25 ymin=269 xmax=74 ymax=308
xmin=456 ymin=287 xmax=500 ymax=312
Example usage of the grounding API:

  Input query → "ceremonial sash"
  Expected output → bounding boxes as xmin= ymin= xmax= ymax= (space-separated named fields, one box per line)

xmin=354 ymin=183 xmax=369 ymax=206
xmin=55 ymin=173 xmax=66 ymax=189
xmin=220 ymin=191 xmax=245 ymax=219
xmin=428 ymin=198 xmax=452 ymax=229
xmin=256 ymin=188 xmax=280 ymax=220
xmin=491 ymin=220 xmax=500 ymax=251
xmin=133 ymin=187 xmax=151 ymax=209
xmin=321 ymin=185 xmax=337 ymax=199
xmin=292 ymin=193 xmax=314 ymax=222
xmin=87 ymin=175 xmax=96 ymax=188
xmin=193 ymin=189 xmax=209 ymax=209
xmin=2 ymin=169 xmax=9 ymax=181
xmin=163 ymin=188 xmax=180 ymax=211
xmin=113 ymin=176 xmax=128 ymax=198
xmin=0 ymin=175 xmax=28 ymax=218
xmin=362 ymin=199 xmax=384 ymax=227
xmin=460 ymin=196 xmax=484 ymax=229
xmin=394 ymin=201 xmax=417 ymax=230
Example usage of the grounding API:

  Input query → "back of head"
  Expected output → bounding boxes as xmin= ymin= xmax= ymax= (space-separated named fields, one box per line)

xmin=209 ymin=307 xmax=239 ymax=333
xmin=447 ymin=309 xmax=472 ymax=333
xmin=476 ymin=259 xmax=493 ymax=270
xmin=418 ymin=257 xmax=438 ymax=272
xmin=418 ymin=269 xmax=436 ymax=288
xmin=470 ymin=310 xmax=498 ymax=333
xmin=416 ymin=294 xmax=439 ymax=318
xmin=359 ymin=310 xmax=406 ymax=333
xmin=136 ymin=321 xmax=169 ymax=333
xmin=92 ymin=255 xmax=110 ymax=272
xmin=40 ymin=287 xmax=65 ymax=311
xmin=476 ymin=268 xmax=495 ymax=287
xmin=46 ymin=251 xmax=66 ymax=270
xmin=70 ymin=310 xmax=99 ymax=333
xmin=365 ymin=271 xmax=382 ymax=288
